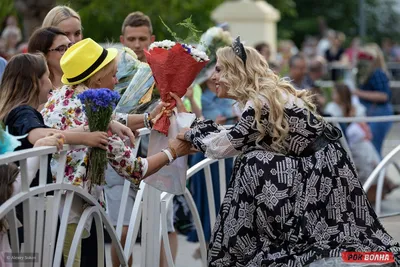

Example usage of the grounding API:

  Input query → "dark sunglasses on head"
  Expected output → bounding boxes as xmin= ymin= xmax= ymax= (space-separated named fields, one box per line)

xmin=48 ymin=43 xmax=73 ymax=54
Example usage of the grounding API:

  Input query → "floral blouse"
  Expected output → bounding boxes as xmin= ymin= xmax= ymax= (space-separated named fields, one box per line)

xmin=41 ymin=84 xmax=148 ymax=196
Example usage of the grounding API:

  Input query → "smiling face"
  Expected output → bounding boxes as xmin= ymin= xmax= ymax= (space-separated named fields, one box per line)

xmin=57 ymin=17 xmax=82 ymax=44
xmin=46 ymin=35 xmax=71 ymax=77
xmin=86 ymin=59 xmax=118 ymax=90
xmin=211 ymin=59 xmax=233 ymax=99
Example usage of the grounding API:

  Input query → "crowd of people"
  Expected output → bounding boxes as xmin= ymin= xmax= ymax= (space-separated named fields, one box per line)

xmin=0 ymin=5 xmax=400 ymax=267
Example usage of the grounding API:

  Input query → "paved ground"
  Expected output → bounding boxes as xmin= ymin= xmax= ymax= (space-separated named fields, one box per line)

xmin=105 ymin=123 xmax=400 ymax=267
xmin=105 ymin=235 xmax=202 ymax=267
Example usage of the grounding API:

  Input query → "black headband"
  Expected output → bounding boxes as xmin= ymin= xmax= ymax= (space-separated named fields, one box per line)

xmin=67 ymin=48 xmax=108 ymax=83
xmin=232 ymin=36 xmax=247 ymax=65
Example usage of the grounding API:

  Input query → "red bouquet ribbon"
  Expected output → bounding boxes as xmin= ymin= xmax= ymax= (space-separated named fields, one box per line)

xmin=145 ymin=44 xmax=208 ymax=135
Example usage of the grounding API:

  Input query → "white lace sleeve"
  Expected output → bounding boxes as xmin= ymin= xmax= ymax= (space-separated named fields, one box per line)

xmin=187 ymin=105 xmax=267 ymax=158
xmin=201 ymin=130 xmax=240 ymax=159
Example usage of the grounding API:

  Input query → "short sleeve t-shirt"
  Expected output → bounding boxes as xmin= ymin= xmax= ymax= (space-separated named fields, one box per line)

xmin=4 ymin=105 xmax=53 ymax=185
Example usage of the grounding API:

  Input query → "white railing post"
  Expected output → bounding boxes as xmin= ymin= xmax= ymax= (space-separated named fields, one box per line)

xmin=141 ymin=185 xmax=162 ymax=266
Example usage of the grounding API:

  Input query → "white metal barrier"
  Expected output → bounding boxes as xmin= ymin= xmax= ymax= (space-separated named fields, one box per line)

xmin=159 ymin=157 xmax=230 ymax=267
xmin=0 ymin=145 xmax=129 ymax=267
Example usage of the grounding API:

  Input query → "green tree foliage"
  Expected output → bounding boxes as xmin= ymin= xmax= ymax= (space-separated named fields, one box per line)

xmin=59 ymin=0 xmax=225 ymax=43
xmin=0 ymin=0 xmax=16 ymax=28
xmin=1 ymin=0 xmax=398 ymax=47
xmin=278 ymin=0 xmax=400 ymax=46
xmin=59 ymin=0 xmax=297 ymax=43
xmin=366 ymin=0 xmax=400 ymax=42
xmin=278 ymin=0 xmax=365 ymax=44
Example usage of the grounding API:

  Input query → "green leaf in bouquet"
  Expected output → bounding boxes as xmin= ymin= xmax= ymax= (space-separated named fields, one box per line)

xmin=160 ymin=16 xmax=203 ymax=45
xmin=177 ymin=16 xmax=202 ymax=44
xmin=160 ymin=16 xmax=182 ymax=43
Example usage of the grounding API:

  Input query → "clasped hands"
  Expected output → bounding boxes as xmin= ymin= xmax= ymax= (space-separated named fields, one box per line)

xmin=159 ymin=92 xmax=197 ymax=157
xmin=107 ymin=93 xmax=196 ymax=157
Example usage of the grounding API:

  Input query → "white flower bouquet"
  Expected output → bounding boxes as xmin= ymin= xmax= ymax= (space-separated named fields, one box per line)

xmin=149 ymin=40 xmax=209 ymax=62
xmin=194 ymin=26 xmax=233 ymax=85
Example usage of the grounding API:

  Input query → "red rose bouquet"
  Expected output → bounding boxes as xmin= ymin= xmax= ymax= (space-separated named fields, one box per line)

xmin=144 ymin=18 xmax=209 ymax=135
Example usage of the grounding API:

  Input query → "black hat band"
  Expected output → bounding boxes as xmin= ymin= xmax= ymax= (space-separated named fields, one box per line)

xmin=66 ymin=48 xmax=108 ymax=83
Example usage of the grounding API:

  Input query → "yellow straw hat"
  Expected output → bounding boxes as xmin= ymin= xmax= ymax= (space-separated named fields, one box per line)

xmin=60 ymin=38 xmax=118 ymax=85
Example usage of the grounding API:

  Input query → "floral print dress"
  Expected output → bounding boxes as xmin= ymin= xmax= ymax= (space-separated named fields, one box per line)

xmin=185 ymin=95 xmax=400 ymax=266
xmin=41 ymin=84 xmax=147 ymax=204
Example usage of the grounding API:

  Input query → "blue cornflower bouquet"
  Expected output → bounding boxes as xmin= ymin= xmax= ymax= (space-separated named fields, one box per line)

xmin=78 ymin=88 xmax=120 ymax=185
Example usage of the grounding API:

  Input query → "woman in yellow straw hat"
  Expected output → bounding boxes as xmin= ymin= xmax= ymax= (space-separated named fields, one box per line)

xmin=41 ymin=38 xmax=193 ymax=266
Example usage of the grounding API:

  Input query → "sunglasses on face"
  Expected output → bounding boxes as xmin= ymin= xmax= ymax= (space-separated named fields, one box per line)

xmin=48 ymin=43 xmax=73 ymax=55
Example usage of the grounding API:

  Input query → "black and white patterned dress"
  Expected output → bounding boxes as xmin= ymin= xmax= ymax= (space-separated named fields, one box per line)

xmin=185 ymin=98 xmax=400 ymax=267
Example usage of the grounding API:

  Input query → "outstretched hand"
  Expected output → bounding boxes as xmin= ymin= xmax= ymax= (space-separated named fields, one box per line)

xmin=177 ymin=127 xmax=190 ymax=141
xmin=176 ymin=128 xmax=198 ymax=154
xmin=150 ymin=102 xmax=171 ymax=119
xmin=109 ymin=120 xmax=135 ymax=147
xmin=169 ymin=92 xmax=188 ymax=113
xmin=168 ymin=138 xmax=192 ymax=157
xmin=34 ymin=133 xmax=65 ymax=151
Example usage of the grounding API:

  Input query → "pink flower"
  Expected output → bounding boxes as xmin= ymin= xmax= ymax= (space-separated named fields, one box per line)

xmin=63 ymin=99 xmax=69 ymax=106
xmin=48 ymin=103 xmax=55 ymax=111
xmin=133 ymin=172 xmax=141 ymax=178
xmin=65 ymin=165 xmax=74 ymax=176
xmin=120 ymin=160 xmax=126 ymax=167
xmin=65 ymin=89 xmax=74 ymax=99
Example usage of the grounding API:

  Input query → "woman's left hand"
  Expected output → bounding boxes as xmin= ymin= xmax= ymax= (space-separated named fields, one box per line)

xmin=168 ymin=138 xmax=193 ymax=157
xmin=177 ymin=127 xmax=190 ymax=141
xmin=109 ymin=120 xmax=136 ymax=147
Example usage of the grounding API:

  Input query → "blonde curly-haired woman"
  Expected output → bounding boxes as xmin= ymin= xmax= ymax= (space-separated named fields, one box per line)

xmin=173 ymin=38 xmax=400 ymax=266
